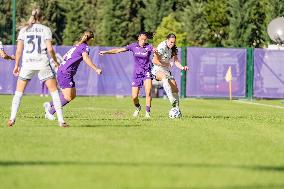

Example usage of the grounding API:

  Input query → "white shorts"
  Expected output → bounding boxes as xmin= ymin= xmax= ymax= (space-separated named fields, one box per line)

xmin=19 ymin=66 xmax=56 ymax=81
xmin=151 ymin=65 xmax=174 ymax=80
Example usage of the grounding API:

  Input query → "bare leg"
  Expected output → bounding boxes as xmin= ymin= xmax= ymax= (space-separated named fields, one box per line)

xmin=144 ymin=79 xmax=152 ymax=115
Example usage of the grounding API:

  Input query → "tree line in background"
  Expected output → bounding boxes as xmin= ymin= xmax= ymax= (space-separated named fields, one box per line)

xmin=1 ymin=0 xmax=284 ymax=47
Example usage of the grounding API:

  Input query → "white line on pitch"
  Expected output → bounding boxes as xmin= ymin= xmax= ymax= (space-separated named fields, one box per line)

xmin=235 ymin=100 xmax=284 ymax=109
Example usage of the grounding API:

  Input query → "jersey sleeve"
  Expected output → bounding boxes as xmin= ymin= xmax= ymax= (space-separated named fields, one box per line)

xmin=0 ymin=41 xmax=3 ymax=51
xmin=157 ymin=42 xmax=166 ymax=56
xmin=125 ymin=43 xmax=135 ymax=52
xmin=17 ymin=28 xmax=26 ymax=41
xmin=44 ymin=27 xmax=52 ymax=40
xmin=80 ymin=44 xmax=90 ymax=55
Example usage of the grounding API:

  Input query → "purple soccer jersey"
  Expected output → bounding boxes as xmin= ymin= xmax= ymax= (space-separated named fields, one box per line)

xmin=125 ymin=42 xmax=153 ymax=87
xmin=57 ymin=43 xmax=89 ymax=89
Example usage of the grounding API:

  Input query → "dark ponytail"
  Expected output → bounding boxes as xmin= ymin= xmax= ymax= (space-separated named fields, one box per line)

xmin=138 ymin=31 xmax=154 ymax=39
xmin=75 ymin=31 xmax=94 ymax=45
xmin=167 ymin=33 xmax=178 ymax=57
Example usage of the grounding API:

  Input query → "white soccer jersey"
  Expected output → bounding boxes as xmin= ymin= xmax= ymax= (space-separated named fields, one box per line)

xmin=18 ymin=24 xmax=52 ymax=69
xmin=0 ymin=41 xmax=3 ymax=51
xmin=157 ymin=40 xmax=172 ymax=65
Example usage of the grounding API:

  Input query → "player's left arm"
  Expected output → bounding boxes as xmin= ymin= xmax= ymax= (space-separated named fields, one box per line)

xmin=46 ymin=40 xmax=59 ymax=68
xmin=82 ymin=52 xmax=102 ymax=75
xmin=173 ymin=55 xmax=189 ymax=71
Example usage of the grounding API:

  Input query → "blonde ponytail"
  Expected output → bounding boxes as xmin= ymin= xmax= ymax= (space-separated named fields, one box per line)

xmin=19 ymin=7 xmax=43 ymax=30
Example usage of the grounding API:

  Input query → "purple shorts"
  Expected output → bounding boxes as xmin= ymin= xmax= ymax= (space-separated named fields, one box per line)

xmin=57 ymin=71 xmax=75 ymax=89
xmin=132 ymin=71 xmax=152 ymax=88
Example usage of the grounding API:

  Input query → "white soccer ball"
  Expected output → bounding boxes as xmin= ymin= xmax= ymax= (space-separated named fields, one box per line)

xmin=169 ymin=107 xmax=182 ymax=119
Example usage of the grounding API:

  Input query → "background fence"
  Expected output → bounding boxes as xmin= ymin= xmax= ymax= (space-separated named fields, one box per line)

xmin=1 ymin=46 xmax=284 ymax=98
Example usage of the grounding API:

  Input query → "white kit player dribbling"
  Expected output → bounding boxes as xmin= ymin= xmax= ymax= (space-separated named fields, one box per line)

xmin=7 ymin=8 xmax=68 ymax=127
xmin=152 ymin=33 xmax=189 ymax=117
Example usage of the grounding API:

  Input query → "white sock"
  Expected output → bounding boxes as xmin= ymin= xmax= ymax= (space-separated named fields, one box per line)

xmin=10 ymin=91 xmax=23 ymax=120
xmin=162 ymin=78 xmax=175 ymax=104
xmin=173 ymin=93 xmax=180 ymax=107
xmin=50 ymin=90 xmax=65 ymax=123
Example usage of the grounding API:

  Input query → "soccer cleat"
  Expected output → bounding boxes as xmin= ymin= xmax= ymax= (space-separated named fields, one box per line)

xmin=145 ymin=111 xmax=151 ymax=118
xmin=7 ymin=119 xmax=15 ymax=127
xmin=133 ymin=106 xmax=141 ymax=117
xmin=59 ymin=122 xmax=69 ymax=128
xmin=43 ymin=102 xmax=55 ymax=121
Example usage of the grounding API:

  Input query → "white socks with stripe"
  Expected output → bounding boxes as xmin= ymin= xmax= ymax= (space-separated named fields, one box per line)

xmin=10 ymin=91 xmax=23 ymax=121
xmin=50 ymin=90 xmax=65 ymax=123
xmin=162 ymin=78 xmax=175 ymax=104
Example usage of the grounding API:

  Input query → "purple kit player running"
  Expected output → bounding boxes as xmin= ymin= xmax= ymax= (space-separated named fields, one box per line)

xmin=43 ymin=31 xmax=102 ymax=120
xmin=99 ymin=32 xmax=154 ymax=118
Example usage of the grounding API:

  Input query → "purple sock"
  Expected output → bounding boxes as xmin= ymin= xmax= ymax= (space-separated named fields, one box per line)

xmin=146 ymin=106 xmax=151 ymax=113
xmin=49 ymin=93 xmax=70 ymax=115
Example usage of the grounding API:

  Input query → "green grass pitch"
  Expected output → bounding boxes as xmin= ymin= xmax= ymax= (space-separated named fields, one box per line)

xmin=1 ymin=95 xmax=284 ymax=189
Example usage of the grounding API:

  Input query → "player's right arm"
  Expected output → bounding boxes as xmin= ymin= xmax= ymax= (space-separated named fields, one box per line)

xmin=152 ymin=42 xmax=169 ymax=67
xmin=152 ymin=51 xmax=169 ymax=67
xmin=99 ymin=48 xmax=127 ymax=55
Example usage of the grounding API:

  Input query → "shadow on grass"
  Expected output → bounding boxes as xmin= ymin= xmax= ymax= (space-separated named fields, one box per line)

xmin=0 ymin=161 xmax=284 ymax=173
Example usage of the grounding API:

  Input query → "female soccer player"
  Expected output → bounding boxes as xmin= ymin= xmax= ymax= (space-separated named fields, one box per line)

xmin=152 ymin=33 xmax=189 ymax=109
xmin=99 ymin=32 xmax=154 ymax=118
xmin=43 ymin=31 xmax=102 ymax=120
xmin=7 ymin=8 xmax=68 ymax=127
xmin=0 ymin=40 xmax=15 ymax=60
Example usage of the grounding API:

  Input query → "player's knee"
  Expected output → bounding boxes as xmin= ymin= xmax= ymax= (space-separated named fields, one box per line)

xmin=64 ymin=95 xmax=73 ymax=102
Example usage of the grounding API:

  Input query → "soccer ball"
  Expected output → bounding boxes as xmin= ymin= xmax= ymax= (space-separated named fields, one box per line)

xmin=169 ymin=107 xmax=182 ymax=119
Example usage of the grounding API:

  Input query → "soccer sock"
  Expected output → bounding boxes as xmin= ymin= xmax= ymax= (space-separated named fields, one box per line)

xmin=49 ymin=93 xmax=70 ymax=115
xmin=173 ymin=93 xmax=180 ymax=107
xmin=10 ymin=91 xmax=23 ymax=120
xmin=50 ymin=90 xmax=65 ymax=123
xmin=146 ymin=106 xmax=151 ymax=113
xmin=162 ymin=78 xmax=175 ymax=104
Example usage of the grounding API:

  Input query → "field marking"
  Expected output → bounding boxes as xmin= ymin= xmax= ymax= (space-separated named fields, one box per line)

xmin=235 ymin=100 xmax=284 ymax=109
